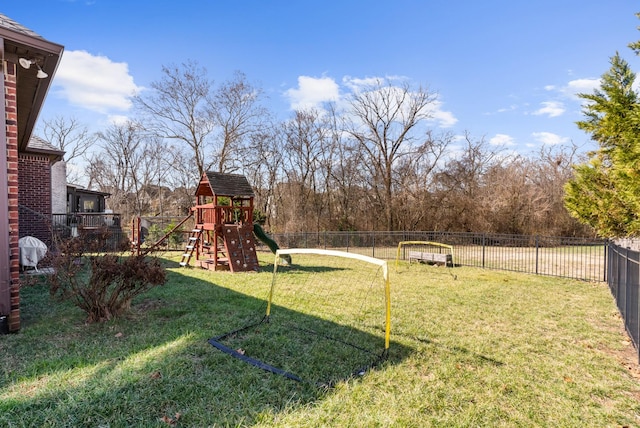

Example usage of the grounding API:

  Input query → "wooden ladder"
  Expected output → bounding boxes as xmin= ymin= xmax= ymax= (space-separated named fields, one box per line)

xmin=179 ymin=227 xmax=203 ymax=267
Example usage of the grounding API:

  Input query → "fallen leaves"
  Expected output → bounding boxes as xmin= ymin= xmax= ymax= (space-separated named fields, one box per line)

xmin=160 ymin=412 xmax=181 ymax=426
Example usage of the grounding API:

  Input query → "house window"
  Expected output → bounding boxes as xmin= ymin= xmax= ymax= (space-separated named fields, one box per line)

xmin=83 ymin=200 xmax=95 ymax=212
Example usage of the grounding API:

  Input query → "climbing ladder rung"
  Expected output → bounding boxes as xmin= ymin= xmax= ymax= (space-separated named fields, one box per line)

xmin=180 ymin=227 xmax=204 ymax=267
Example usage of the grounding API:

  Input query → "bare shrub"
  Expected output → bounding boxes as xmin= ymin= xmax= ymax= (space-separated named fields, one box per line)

xmin=47 ymin=228 xmax=166 ymax=323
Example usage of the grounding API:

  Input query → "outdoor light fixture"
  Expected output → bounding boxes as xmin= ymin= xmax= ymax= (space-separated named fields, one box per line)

xmin=36 ymin=65 xmax=48 ymax=79
xmin=18 ymin=57 xmax=48 ymax=79
xmin=18 ymin=57 xmax=33 ymax=69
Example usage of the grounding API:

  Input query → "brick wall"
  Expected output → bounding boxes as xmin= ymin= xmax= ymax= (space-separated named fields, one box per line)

xmin=5 ymin=61 xmax=20 ymax=332
xmin=18 ymin=153 xmax=52 ymax=245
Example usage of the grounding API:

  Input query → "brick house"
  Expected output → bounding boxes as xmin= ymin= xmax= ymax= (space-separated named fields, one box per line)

xmin=0 ymin=14 xmax=63 ymax=333
xmin=19 ymin=136 xmax=64 ymax=246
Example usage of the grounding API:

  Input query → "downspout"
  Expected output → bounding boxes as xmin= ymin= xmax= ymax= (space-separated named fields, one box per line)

xmin=0 ymin=37 xmax=11 ymax=323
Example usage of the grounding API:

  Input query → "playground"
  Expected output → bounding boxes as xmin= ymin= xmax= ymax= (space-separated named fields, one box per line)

xmin=2 ymin=253 xmax=638 ymax=426
xmin=131 ymin=171 xmax=287 ymax=272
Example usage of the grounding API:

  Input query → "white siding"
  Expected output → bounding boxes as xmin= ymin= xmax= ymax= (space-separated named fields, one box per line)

xmin=51 ymin=161 xmax=67 ymax=214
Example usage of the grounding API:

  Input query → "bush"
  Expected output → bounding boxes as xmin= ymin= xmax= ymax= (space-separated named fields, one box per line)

xmin=47 ymin=228 xmax=167 ymax=323
xmin=164 ymin=222 xmax=184 ymax=248
xmin=146 ymin=223 xmax=163 ymax=244
xmin=144 ymin=222 xmax=184 ymax=249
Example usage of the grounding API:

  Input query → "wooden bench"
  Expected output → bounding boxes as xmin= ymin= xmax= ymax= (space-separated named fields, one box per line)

xmin=408 ymin=251 xmax=452 ymax=267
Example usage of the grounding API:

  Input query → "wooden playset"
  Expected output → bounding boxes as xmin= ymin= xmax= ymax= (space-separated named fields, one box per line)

xmin=132 ymin=172 xmax=263 ymax=272
xmin=183 ymin=171 xmax=260 ymax=272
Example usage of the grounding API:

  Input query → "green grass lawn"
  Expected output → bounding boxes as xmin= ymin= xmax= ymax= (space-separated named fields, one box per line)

xmin=1 ymin=252 xmax=639 ymax=427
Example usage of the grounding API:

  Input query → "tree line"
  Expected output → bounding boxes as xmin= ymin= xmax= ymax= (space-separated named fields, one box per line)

xmin=43 ymin=62 xmax=595 ymax=237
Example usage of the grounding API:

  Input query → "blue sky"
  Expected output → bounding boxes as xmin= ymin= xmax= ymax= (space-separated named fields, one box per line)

xmin=4 ymin=1 xmax=640 ymax=155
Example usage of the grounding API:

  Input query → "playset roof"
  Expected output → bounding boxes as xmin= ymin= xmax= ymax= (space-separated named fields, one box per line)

xmin=202 ymin=171 xmax=255 ymax=198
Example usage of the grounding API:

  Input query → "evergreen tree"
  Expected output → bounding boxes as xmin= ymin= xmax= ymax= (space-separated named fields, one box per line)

xmin=564 ymin=52 xmax=640 ymax=237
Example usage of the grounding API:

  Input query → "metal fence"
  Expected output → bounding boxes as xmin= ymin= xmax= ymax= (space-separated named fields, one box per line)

xmin=270 ymin=231 xmax=607 ymax=282
xmin=607 ymin=243 xmax=640 ymax=362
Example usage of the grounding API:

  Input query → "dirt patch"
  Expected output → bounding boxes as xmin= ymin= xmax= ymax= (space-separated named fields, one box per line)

xmin=615 ymin=338 xmax=640 ymax=380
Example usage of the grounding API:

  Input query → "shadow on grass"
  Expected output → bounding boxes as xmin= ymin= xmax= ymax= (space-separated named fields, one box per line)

xmin=1 ymin=261 xmax=413 ymax=427
xmin=402 ymin=333 xmax=504 ymax=367
xmin=261 ymin=259 xmax=350 ymax=274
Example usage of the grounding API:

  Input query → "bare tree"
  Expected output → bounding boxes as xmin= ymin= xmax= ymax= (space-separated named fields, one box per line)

xmin=345 ymin=78 xmax=439 ymax=230
xmin=434 ymin=134 xmax=504 ymax=232
xmin=155 ymin=146 xmax=195 ymax=216
xmin=470 ymin=144 xmax=592 ymax=236
xmin=526 ymin=144 xmax=589 ymax=236
xmin=242 ymin=122 xmax=285 ymax=230
xmin=393 ymin=130 xmax=452 ymax=230
xmin=326 ymin=135 xmax=368 ymax=230
xmin=280 ymin=109 xmax=334 ymax=232
xmin=87 ymin=121 xmax=161 ymax=220
xmin=212 ymin=71 xmax=267 ymax=173
xmin=482 ymin=156 xmax=544 ymax=234
xmin=134 ymin=60 xmax=216 ymax=183
xmin=41 ymin=115 xmax=97 ymax=184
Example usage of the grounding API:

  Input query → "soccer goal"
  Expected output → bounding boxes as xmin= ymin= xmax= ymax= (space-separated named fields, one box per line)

xmin=208 ymin=248 xmax=391 ymax=386
xmin=395 ymin=241 xmax=454 ymax=272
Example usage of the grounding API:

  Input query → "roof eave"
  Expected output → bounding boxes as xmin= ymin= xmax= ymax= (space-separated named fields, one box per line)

xmin=23 ymin=146 xmax=64 ymax=162
xmin=0 ymin=26 xmax=64 ymax=152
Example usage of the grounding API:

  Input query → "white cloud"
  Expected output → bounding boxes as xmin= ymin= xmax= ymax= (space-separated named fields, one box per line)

xmin=107 ymin=115 xmax=132 ymax=126
xmin=489 ymin=134 xmax=515 ymax=146
xmin=557 ymin=76 xmax=640 ymax=104
xmin=341 ymin=75 xmax=408 ymax=93
xmin=531 ymin=131 xmax=569 ymax=145
xmin=285 ymin=74 xmax=457 ymax=128
xmin=496 ymin=104 xmax=518 ymax=113
xmin=342 ymin=76 xmax=383 ymax=92
xmin=562 ymin=78 xmax=600 ymax=98
xmin=425 ymin=100 xmax=457 ymax=128
xmin=533 ymin=101 xmax=565 ymax=118
xmin=53 ymin=50 xmax=142 ymax=113
xmin=284 ymin=76 xmax=340 ymax=110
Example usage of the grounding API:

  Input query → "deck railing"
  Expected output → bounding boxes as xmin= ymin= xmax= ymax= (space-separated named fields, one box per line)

xmin=52 ymin=213 xmax=122 ymax=229
xmin=51 ymin=213 xmax=126 ymax=250
xmin=194 ymin=205 xmax=252 ymax=225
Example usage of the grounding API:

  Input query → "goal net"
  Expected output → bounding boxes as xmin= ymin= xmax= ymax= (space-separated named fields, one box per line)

xmin=395 ymin=241 xmax=454 ymax=272
xmin=208 ymin=248 xmax=391 ymax=386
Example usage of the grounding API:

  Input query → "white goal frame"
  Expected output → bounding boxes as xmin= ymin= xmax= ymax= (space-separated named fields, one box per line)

xmin=273 ymin=248 xmax=392 ymax=351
